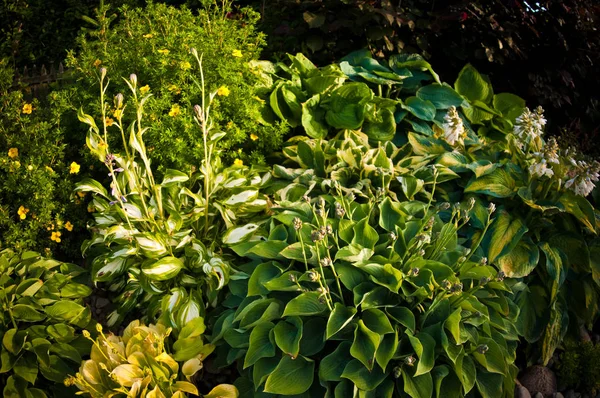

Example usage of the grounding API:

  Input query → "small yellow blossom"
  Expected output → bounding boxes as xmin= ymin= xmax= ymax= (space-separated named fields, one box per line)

xmin=65 ymin=221 xmax=74 ymax=232
xmin=93 ymin=59 xmax=102 ymax=67
xmin=51 ymin=231 xmax=62 ymax=243
xmin=113 ymin=109 xmax=123 ymax=118
xmin=232 ymin=49 xmax=243 ymax=58
xmin=13 ymin=161 xmax=20 ymax=169
xmin=234 ymin=159 xmax=243 ymax=166
xmin=47 ymin=223 xmax=55 ymax=231
xmin=22 ymin=103 xmax=33 ymax=114
xmin=77 ymin=191 xmax=86 ymax=198
xmin=8 ymin=148 xmax=18 ymax=159
xmin=87 ymin=204 xmax=95 ymax=213
xmin=69 ymin=162 xmax=81 ymax=174
xmin=143 ymin=33 xmax=154 ymax=38
xmin=140 ymin=85 xmax=150 ymax=94
xmin=98 ymin=141 xmax=108 ymax=151
xmin=180 ymin=61 xmax=191 ymax=70
xmin=17 ymin=206 xmax=29 ymax=220
xmin=105 ymin=117 xmax=114 ymax=126
xmin=217 ymin=86 xmax=230 ymax=97
xmin=158 ymin=49 xmax=170 ymax=55
xmin=27 ymin=164 xmax=33 ymax=171
xmin=250 ymin=133 xmax=258 ymax=141
xmin=45 ymin=165 xmax=54 ymax=173
xmin=168 ymin=84 xmax=181 ymax=94
xmin=168 ymin=104 xmax=181 ymax=117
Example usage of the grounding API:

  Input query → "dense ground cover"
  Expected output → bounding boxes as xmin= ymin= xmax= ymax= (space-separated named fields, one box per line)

xmin=1 ymin=1 xmax=600 ymax=397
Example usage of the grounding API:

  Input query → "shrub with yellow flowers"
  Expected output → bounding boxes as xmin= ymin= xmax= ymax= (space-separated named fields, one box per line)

xmin=0 ymin=59 xmax=90 ymax=258
xmin=60 ymin=1 xmax=289 ymax=172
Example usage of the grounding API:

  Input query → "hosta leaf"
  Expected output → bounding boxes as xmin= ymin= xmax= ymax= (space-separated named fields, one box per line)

xmin=402 ymin=96 xmax=436 ymax=121
xmin=274 ymin=317 xmax=302 ymax=357
xmin=403 ymin=367 xmax=434 ymax=398
xmin=375 ymin=329 xmax=398 ymax=371
xmin=350 ymin=320 xmax=380 ymax=371
xmin=12 ymin=304 xmax=46 ymax=322
xmin=283 ymin=292 xmax=327 ymax=317
xmin=417 ymin=84 xmax=465 ymax=109
xmin=111 ymin=364 xmax=144 ymax=387
xmin=319 ymin=341 xmax=353 ymax=382
xmin=14 ymin=352 xmax=38 ymax=384
xmin=244 ymin=322 xmax=275 ymax=369
xmin=326 ymin=303 xmax=357 ymax=339
xmin=379 ymin=197 xmax=405 ymax=232
xmin=485 ymin=210 xmax=528 ymax=263
xmin=407 ymin=331 xmax=436 ymax=376
xmin=454 ymin=64 xmax=493 ymax=103
xmin=302 ymin=94 xmax=328 ymax=139
xmin=475 ymin=369 xmax=503 ymax=398
xmin=398 ymin=176 xmax=424 ymax=200
xmin=493 ymin=93 xmax=525 ymax=121
xmin=74 ymin=178 xmax=108 ymax=198
xmin=341 ymin=359 xmax=387 ymax=391
xmin=44 ymin=301 xmax=87 ymax=323
xmin=497 ymin=238 xmax=539 ymax=278
xmin=464 ymin=168 xmax=517 ymax=198
xmin=161 ymin=169 xmax=189 ymax=186
xmin=264 ymin=355 xmax=315 ymax=395
xmin=204 ymin=384 xmax=239 ymax=398
xmin=558 ymin=191 xmax=596 ymax=232
xmin=362 ymin=308 xmax=394 ymax=335
xmin=352 ymin=218 xmax=379 ymax=250
xmin=222 ymin=224 xmax=259 ymax=245
xmin=387 ymin=307 xmax=416 ymax=333
xmin=142 ymin=256 xmax=183 ymax=281
xmin=408 ymin=132 xmax=448 ymax=155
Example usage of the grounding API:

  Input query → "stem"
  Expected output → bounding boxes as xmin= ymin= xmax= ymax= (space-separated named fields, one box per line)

xmin=298 ymin=232 xmax=309 ymax=272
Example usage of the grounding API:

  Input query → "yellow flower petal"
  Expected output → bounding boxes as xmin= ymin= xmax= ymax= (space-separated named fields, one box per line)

xmin=8 ymin=148 xmax=18 ymax=159
xmin=232 ymin=49 xmax=243 ymax=58
xmin=250 ymin=133 xmax=258 ymax=141
xmin=234 ymin=159 xmax=243 ymax=166
xmin=22 ymin=103 xmax=33 ymax=114
xmin=69 ymin=162 xmax=81 ymax=174
xmin=216 ymin=86 xmax=230 ymax=97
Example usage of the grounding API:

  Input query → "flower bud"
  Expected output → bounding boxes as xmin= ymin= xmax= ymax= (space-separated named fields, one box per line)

xmin=190 ymin=47 xmax=198 ymax=58
xmin=114 ymin=93 xmax=124 ymax=109
xmin=480 ymin=257 xmax=488 ymax=265
xmin=477 ymin=344 xmax=489 ymax=355
xmin=293 ymin=217 xmax=303 ymax=231
xmin=193 ymin=104 xmax=203 ymax=121
xmin=100 ymin=67 xmax=107 ymax=80
xmin=309 ymin=271 xmax=319 ymax=282
xmin=488 ymin=203 xmax=496 ymax=214
xmin=405 ymin=356 xmax=416 ymax=366
xmin=129 ymin=73 xmax=137 ymax=88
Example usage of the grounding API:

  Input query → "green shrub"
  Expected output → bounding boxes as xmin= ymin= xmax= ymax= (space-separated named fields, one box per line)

xmin=61 ymin=1 xmax=288 ymax=171
xmin=557 ymin=340 xmax=600 ymax=395
xmin=250 ymin=50 xmax=600 ymax=366
xmin=68 ymin=318 xmax=238 ymax=398
xmin=0 ymin=248 xmax=93 ymax=397
xmin=0 ymin=59 xmax=89 ymax=258
xmin=76 ymin=62 xmax=271 ymax=327
xmin=214 ymin=130 xmax=520 ymax=396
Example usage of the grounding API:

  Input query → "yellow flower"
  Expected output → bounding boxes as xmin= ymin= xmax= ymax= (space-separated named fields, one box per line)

xmin=47 ymin=223 xmax=55 ymax=231
xmin=45 ymin=165 xmax=54 ymax=173
xmin=140 ymin=85 xmax=150 ymax=94
xmin=158 ymin=49 xmax=170 ymax=55
xmin=250 ymin=133 xmax=258 ymax=141
xmin=8 ymin=148 xmax=18 ymax=159
xmin=93 ymin=59 xmax=102 ymax=67
xmin=69 ymin=162 xmax=80 ymax=174
xmin=113 ymin=109 xmax=123 ymax=119
xmin=77 ymin=191 xmax=86 ymax=198
xmin=17 ymin=206 xmax=29 ymax=220
xmin=232 ymin=49 xmax=243 ymax=58
xmin=27 ymin=165 xmax=33 ymax=171
xmin=180 ymin=61 xmax=191 ymax=70
xmin=234 ymin=159 xmax=243 ymax=166
xmin=65 ymin=221 xmax=73 ymax=232
xmin=13 ymin=161 xmax=20 ymax=169
xmin=22 ymin=103 xmax=33 ymax=114
xmin=87 ymin=204 xmax=95 ymax=213
xmin=168 ymin=84 xmax=181 ymax=94
xmin=51 ymin=231 xmax=62 ymax=243
xmin=168 ymin=104 xmax=181 ymax=117
xmin=217 ymin=86 xmax=230 ymax=97
xmin=253 ymin=96 xmax=265 ymax=104
xmin=105 ymin=117 xmax=114 ymax=126
xmin=143 ymin=33 xmax=154 ymax=38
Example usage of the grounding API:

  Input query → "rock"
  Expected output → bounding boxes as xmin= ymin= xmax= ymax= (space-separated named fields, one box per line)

xmin=580 ymin=326 xmax=592 ymax=343
xmin=534 ymin=393 xmax=544 ymax=398
xmin=515 ymin=385 xmax=532 ymax=398
xmin=520 ymin=366 xmax=558 ymax=397
xmin=554 ymin=393 xmax=565 ymax=398
xmin=95 ymin=297 xmax=110 ymax=309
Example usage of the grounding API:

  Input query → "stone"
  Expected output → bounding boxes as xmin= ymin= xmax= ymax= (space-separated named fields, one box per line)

xmin=554 ymin=393 xmax=565 ymax=398
xmin=520 ymin=366 xmax=558 ymax=397
xmin=95 ymin=297 xmax=110 ymax=309
xmin=580 ymin=326 xmax=592 ymax=343
xmin=534 ymin=393 xmax=544 ymax=398
xmin=515 ymin=385 xmax=532 ymax=398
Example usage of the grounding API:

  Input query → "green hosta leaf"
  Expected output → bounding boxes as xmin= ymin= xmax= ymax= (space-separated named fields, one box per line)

xmin=222 ymin=224 xmax=260 ymax=245
xmin=403 ymin=97 xmax=436 ymax=121
xmin=39 ymin=355 xmax=73 ymax=383
xmin=49 ymin=343 xmax=82 ymax=364
xmin=135 ymin=234 xmax=167 ymax=257
xmin=341 ymin=359 xmax=387 ymax=391
xmin=264 ymin=355 xmax=315 ymax=395
xmin=224 ymin=190 xmax=259 ymax=206
xmin=444 ymin=308 xmax=462 ymax=343
xmin=375 ymin=329 xmax=398 ymax=371
xmin=326 ymin=303 xmax=357 ymax=339
xmin=387 ymin=307 xmax=416 ymax=333
xmin=541 ymin=301 xmax=568 ymax=365
xmin=324 ymin=83 xmax=372 ymax=129
xmin=407 ymin=331 xmax=436 ymax=376
xmin=299 ymin=318 xmax=326 ymax=356
xmin=352 ymin=218 xmax=379 ymax=250
xmin=319 ymin=341 xmax=353 ymax=382
xmin=362 ymin=309 xmax=394 ymax=335
xmin=548 ymin=233 xmax=590 ymax=273
xmin=283 ymin=292 xmax=328 ymax=317
xmin=161 ymin=169 xmax=189 ymax=186
xmin=486 ymin=210 xmax=528 ymax=263
xmin=516 ymin=285 xmax=547 ymax=343
xmin=246 ymin=241 xmax=289 ymax=260
xmin=14 ymin=352 xmax=38 ymax=384
xmin=398 ymin=176 xmax=424 ymax=200
xmin=46 ymin=324 xmax=76 ymax=343
xmin=16 ymin=278 xmax=43 ymax=297
xmin=11 ymin=304 xmax=46 ymax=322
xmin=497 ymin=238 xmax=539 ymax=278
xmin=142 ymin=256 xmax=183 ymax=281
xmin=408 ymin=132 xmax=448 ymax=155
xmin=335 ymin=244 xmax=374 ymax=264
xmin=475 ymin=369 xmax=503 ymax=398
xmin=74 ymin=178 xmax=108 ymax=198
xmin=274 ymin=317 xmax=303 ymax=357
xmin=493 ymin=93 xmax=525 ymax=122
xmin=244 ymin=322 xmax=275 ymax=369
xmin=464 ymin=168 xmax=517 ymax=198
xmin=350 ymin=320 xmax=380 ymax=371
xmin=92 ymin=255 xmax=128 ymax=283
xmin=473 ymin=339 xmax=506 ymax=375
xmin=204 ymin=384 xmax=239 ymax=398
xmin=454 ymin=64 xmax=493 ymax=103
xmin=589 ymin=239 xmax=600 ymax=288
xmin=60 ymin=283 xmax=93 ymax=299
xmin=558 ymin=191 xmax=596 ymax=232
xmin=403 ymin=367 xmax=434 ymax=398
xmin=44 ymin=301 xmax=87 ymax=323
xmin=363 ymin=107 xmax=396 ymax=142
xmin=417 ymin=84 xmax=465 ymax=109
xmin=539 ymin=243 xmax=565 ymax=303
xmin=379 ymin=197 xmax=405 ymax=232
xmin=248 ymin=262 xmax=281 ymax=296
xmin=302 ymin=94 xmax=328 ymax=139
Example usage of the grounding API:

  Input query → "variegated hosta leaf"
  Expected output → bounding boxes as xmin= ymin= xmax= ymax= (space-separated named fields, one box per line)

xmin=203 ymin=255 xmax=230 ymax=290
xmin=135 ymin=234 xmax=168 ymax=258
xmin=141 ymin=256 xmax=184 ymax=281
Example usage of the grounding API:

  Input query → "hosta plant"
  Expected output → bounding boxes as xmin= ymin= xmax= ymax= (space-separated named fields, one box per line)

xmin=68 ymin=318 xmax=238 ymax=398
xmin=213 ymin=130 xmax=520 ymax=397
xmin=255 ymin=50 xmax=600 ymax=364
xmin=76 ymin=53 xmax=270 ymax=327
xmin=0 ymin=248 xmax=93 ymax=398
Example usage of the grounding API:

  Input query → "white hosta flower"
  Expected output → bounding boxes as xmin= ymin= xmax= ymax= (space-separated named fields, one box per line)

xmin=514 ymin=106 xmax=546 ymax=150
xmin=442 ymin=106 xmax=466 ymax=146
xmin=529 ymin=159 xmax=554 ymax=178
xmin=564 ymin=160 xmax=600 ymax=197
